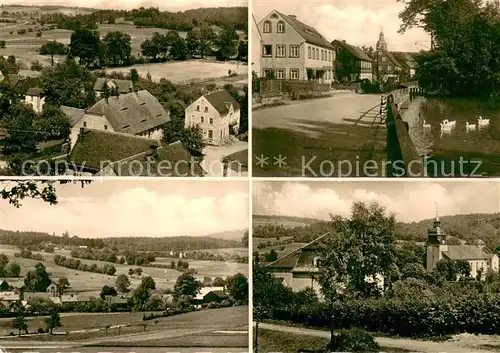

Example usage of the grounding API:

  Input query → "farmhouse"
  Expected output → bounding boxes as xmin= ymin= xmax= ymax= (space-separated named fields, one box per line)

xmin=83 ymin=90 xmax=170 ymax=140
xmin=93 ymin=78 xmax=133 ymax=98
xmin=331 ymin=40 xmax=373 ymax=82
xmin=193 ymin=286 xmax=226 ymax=307
xmin=257 ymin=10 xmax=336 ymax=83
xmin=69 ymin=129 xmax=205 ymax=177
xmin=24 ymin=87 xmax=45 ymax=113
xmin=266 ymin=232 xmax=384 ymax=297
xmin=184 ymin=89 xmax=241 ymax=145
xmin=426 ymin=213 xmax=499 ymax=278
xmin=46 ymin=283 xmax=59 ymax=296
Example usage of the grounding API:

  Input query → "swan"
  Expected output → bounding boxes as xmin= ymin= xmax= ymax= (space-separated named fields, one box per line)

xmin=440 ymin=122 xmax=452 ymax=132
xmin=478 ymin=116 xmax=490 ymax=126
xmin=423 ymin=120 xmax=431 ymax=128
xmin=466 ymin=122 xmax=476 ymax=130
xmin=442 ymin=119 xmax=456 ymax=127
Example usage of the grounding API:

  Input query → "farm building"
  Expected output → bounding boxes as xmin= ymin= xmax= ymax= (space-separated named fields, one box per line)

xmin=93 ymin=78 xmax=133 ymax=98
xmin=192 ymin=286 xmax=228 ymax=307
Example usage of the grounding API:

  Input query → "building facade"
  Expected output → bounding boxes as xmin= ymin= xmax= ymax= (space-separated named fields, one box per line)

xmin=426 ymin=213 xmax=499 ymax=279
xmin=373 ymin=31 xmax=403 ymax=82
xmin=24 ymin=87 xmax=45 ymax=113
xmin=184 ymin=90 xmax=240 ymax=146
xmin=258 ymin=10 xmax=336 ymax=83
xmin=331 ymin=40 xmax=373 ymax=82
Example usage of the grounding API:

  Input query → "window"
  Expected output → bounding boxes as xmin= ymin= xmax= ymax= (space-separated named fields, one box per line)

xmin=263 ymin=45 xmax=272 ymax=57
xmin=316 ymin=48 xmax=319 ymax=59
xmin=270 ymin=13 xmax=279 ymax=19
xmin=276 ymin=44 xmax=286 ymax=57
xmin=388 ymin=65 xmax=393 ymax=71
xmin=83 ymin=122 xmax=87 ymax=128
xmin=221 ymin=130 xmax=223 ymax=138
xmin=276 ymin=69 xmax=285 ymax=79
xmin=290 ymin=69 xmax=299 ymax=80
xmin=201 ymin=116 xmax=204 ymax=123
xmin=209 ymin=118 xmax=214 ymax=124
xmin=322 ymin=50 xmax=325 ymax=60
xmin=203 ymin=129 xmax=207 ymax=136
xmin=263 ymin=69 xmax=273 ymax=78
xmin=277 ymin=21 xmax=285 ymax=33
xmin=308 ymin=46 xmax=311 ymax=59
xmin=196 ymin=105 xmax=200 ymax=111
xmin=208 ymin=130 xmax=213 ymax=139
xmin=290 ymin=45 xmax=299 ymax=58
xmin=204 ymin=106 xmax=208 ymax=112
xmin=382 ymin=56 xmax=387 ymax=62
xmin=263 ymin=21 xmax=271 ymax=33
xmin=104 ymin=125 xmax=108 ymax=130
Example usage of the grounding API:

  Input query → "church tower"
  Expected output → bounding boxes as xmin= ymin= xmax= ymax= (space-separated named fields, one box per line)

xmin=376 ymin=30 xmax=388 ymax=52
xmin=426 ymin=203 xmax=448 ymax=271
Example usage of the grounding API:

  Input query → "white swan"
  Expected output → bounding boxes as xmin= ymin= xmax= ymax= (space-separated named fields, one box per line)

xmin=466 ymin=122 xmax=476 ymax=131
xmin=478 ymin=116 xmax=490 ymax=126
xmin=423 ymin=120 xmax=431 ymax=128
xmin=442 ymin=119 xmax=456 ymax=127
xmin=440 ymin=122 xmax=452 ymax=132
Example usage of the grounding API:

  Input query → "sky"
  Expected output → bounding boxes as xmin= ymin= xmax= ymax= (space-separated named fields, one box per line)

xmin=253 ymin=181 xmax=500 ymax=223
xmin=252 ymin=0 xmax=431 ymax=52
xmin=0 ymin=180 xmax=249 ymax=238
xmin=0 ymin=0 xmax=247 ymax=11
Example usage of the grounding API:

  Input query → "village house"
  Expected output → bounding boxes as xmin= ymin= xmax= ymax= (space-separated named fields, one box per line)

xmin=69 ymin=129 xmax=205 ymax=177
xmin=93 ymin=78 xmax=133 ymax=98
xmin=391 ymin=52 xmax=418 ymax=80
xmin=373 ymin=31 xmax=403 ymax=82
xmin=426 ymin=213 xmax=499 ymax=279
xmin=0 ymin=279 xmax=10 ymax=291
xmin=222 ymin=149 xmax=248 ymax=177
xmin=192 ymin=287 xmax=228 ymax=307
xmin=184 ymin=90 xmax=241 ymax=146
xmin=24 ymin=87 xmax=45 ymax=113
xmin=331 ymin=40 xmax=373 ymax=82
xmin=46 ymin=282 xmax=59 ymax=296
xmin=266 ymin=232 xmax=384 ymax=298
xmin=257 ymin=10 xmax=336 ymax=83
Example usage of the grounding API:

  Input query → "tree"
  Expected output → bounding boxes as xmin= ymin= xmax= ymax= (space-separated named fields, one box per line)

xmin=173 ymin=272 xmax=201 ymax=299
xmin=69 ymin=28 xmax=101 ymax=67
xmin=213 ymin=277 xmax=225 ymax=287
xmin=237 ymin=40 xmax=248 ymax=61
xmin=216 ymin=27 xmax=238 ymax=60
xmin=30 ymin=60 xmax=43 ymax=71
xmin=198 ymin=25 xmax=216 ymax=58
xmin=170 ymin=37 xmax=187 ymax=60
xmin=24 ymin=263 xmax=51 ymax=292
xmin=100 ymin=285 xmax=118 ymax=299
xmin=163 ymin=117 xmax=203 ymax=152
xmin=39 ymin=40 xmax=68 ymax=67
xmin=44 ymin=311 xmax=61 ymax=334
xmin=401 ymin=262 xmax=426 ymax=280
xmin=101 ymin=31 xmax=132 ymax=67
xmin=115 ymin=274 xmax=131 ymax=293
xmin=37 ymin=104 xmax=71 ymax=141
xmin=101 ymin=81 xmax=110 ymax=100
xmin=12 ymin=315 xmax=27 ymax=336
xmin=129 ymin=69 xmax=139 ymax=90
xmin=140 ymin=276 xmax=156 ymax=291
xmin=133 ymin=277 xmax=155 ymax=310
xmin=134 ymin=267 xmax=143 ymax=277
xmin=265 ymin=249 xmax=278 ymax=263
xmin=186 ymin=29 xmax=201 ymax=58
xmin=225 ymin=273 xmax=248 ymax=302
xmin=8 ymin=262 xmax=21 ymax=277
xmin=241 ymin=230 xmax=249 ymax=248
xmin=57 ymin=277 xmax=70 ymax=295
xmin=128 ymin=268 xmax=134 ymax=276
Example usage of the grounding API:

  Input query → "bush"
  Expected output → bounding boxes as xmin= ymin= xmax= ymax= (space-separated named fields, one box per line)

xmin=37 ymin=327 xmax=45 ymax=333
xmin=328 ymin=328 xmax=380 ymax=352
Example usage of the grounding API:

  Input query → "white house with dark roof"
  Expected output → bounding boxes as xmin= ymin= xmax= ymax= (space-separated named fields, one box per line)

xmin=184 ymin=89 xmax=241 ymax=145
xmin=93 ymin=78 xmax=133 ymax=98
xmin=426 ymin=213 xmax=499 ymax=279
xmin=257 ymin=10 xmax=336 ymax=83
xmin=25 ymin=87 xmax=45 ymax=113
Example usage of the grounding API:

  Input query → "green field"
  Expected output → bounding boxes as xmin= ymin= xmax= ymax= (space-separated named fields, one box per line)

xmin=253 ymin=214 xmax=322 ymax=228
xmin=191 ymin=247 xmax=249 ymax=258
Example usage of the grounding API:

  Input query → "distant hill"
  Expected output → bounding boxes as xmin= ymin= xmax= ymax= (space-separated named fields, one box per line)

xmin=253 ymin=212 xmax=500 ymax=252
xmin=253 ymin=214 xmax=324 ymax=228
xmin=204 ymin=229 xmax=246 ymax=241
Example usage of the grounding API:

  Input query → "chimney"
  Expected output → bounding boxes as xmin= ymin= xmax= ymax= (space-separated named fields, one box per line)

xmin=79 ymin=127 xmax=85 ymax=135
xmin=288 ymin=14 xmax=297 ymax=19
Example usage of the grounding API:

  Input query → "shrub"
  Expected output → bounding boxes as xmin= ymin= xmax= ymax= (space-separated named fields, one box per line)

xmin=328 ymin=328 xmax=380 ymax=352
xmin=37 ymin=327 xmax=45 ymax=333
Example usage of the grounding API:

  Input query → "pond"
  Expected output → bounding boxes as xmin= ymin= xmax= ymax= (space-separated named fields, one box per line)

xmin=412 ymin=98 xmax=500 ymax=177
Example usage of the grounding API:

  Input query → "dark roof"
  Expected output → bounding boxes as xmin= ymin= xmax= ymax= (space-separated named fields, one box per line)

xmin=442 ymin=245 xmax=493 ymax=261
xmin=382 ymin=50 xmax=402 ymax=68
xmin=25 ymin=87 xmax=44 ymax=96
xmin=266 ymin=232 xmax=331 ymax=271
xmin=204 ymin=90 xmax=240 ymax=115
xmin=275 ymin=11 xmax=335 ymax=50
xmin=103 ymin=140 xmax=206 ymax=177
xmin=204 ymin=290 xmax=229 ymax=299
xmin=331 ymin=40 xmax=372 ymax=62
xmin=69 ymin=129 xmax=164 ymax=172
xmin=5 ymin=74 xmax=25 ymax=88
xmin=390 ymin=52 xmax=418 ymax=69
xmin=93 ymin=78 xmax=133 ymax=94
xmin=86 ymin=90 xmax=170 ymax=135
xmin=222 ymin=149 xmax=248 ymax=171
xmin=61 ymin=106 xmax=86 ymax=126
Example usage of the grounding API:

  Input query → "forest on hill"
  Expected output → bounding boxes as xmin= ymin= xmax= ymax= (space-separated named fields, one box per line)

xmin=0 ymin=229 xmax=243 ymax=250
xmin=39 ymin=7 xmax=248 ymax=32
xmin=253 ymin=213 xmax=500 ymax=252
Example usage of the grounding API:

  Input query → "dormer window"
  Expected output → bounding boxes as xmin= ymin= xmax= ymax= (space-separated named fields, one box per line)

xmin=263 ymin=20 xmax=271 ymax=33
xmin=277 ymin=21 xmax=285 ymax=33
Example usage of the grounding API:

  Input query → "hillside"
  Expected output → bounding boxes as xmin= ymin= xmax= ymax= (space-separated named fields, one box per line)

xmin=253 ymin=213 xmax=500 ymax=252
xmin=205 ymin=229 xmax=246 ymax=241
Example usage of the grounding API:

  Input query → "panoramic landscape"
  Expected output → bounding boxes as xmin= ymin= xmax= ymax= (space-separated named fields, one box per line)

xmin=0 ymin=1 xmax=248 ymax=177
xmin=253 ymin=180 xmax=500 ymax=353
xmin=252 ymin=0 xmax=500 ymax=177
xmin=0 ymin=179 xmax=249 ymax=352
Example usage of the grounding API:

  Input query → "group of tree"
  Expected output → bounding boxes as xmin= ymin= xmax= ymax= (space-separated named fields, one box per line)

xmin=69 ymin=247 xmax=156 ymax=266
xmin=15 ymin=249 xmax=44 ymax=261
xmin=0 ymin=253 xmax=21 ymax=278
xmin=183 ymin=251 xmax=248 ymax=264
xmin=53 ymin=255 xmax=116 ymax=275
xmin=400 ymin=0 xmax=500 ymax=97
xmin=12 ymin=309 xmax=61 ymax=336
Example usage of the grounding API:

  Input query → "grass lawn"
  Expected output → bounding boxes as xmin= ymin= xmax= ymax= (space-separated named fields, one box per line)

xmin=93 ymin=333 xmax=248 ymax=348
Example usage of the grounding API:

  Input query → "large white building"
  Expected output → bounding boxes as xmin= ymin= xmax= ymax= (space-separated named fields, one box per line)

xmin=257 ymin=10 xmax=336 ymax=83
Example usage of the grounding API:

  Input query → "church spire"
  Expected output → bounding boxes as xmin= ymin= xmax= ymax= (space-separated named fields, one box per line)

xmin=435 ymin=202 xmax=439 ymax=221
xmin=376 ymin=29 xmax=388 ymax=52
